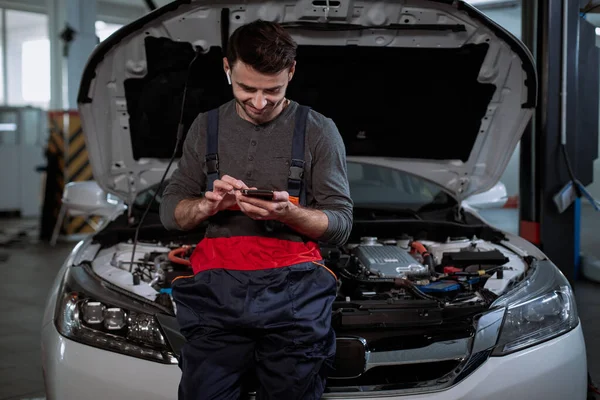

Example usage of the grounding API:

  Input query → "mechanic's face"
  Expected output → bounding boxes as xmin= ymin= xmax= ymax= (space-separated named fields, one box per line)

xmin=224 ymin=58 xmax=294 ymax=125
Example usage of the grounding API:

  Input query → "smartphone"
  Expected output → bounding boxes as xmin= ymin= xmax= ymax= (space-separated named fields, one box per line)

xmin=239 ymin=189 xmax=275 ymax=200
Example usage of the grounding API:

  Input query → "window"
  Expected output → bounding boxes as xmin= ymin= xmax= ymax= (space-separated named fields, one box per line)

xmin=6 ymin=10 xmax=50 ymax=109
xmin=0 ymin=15 xmax=4 ymax=105
xmin=22 ymin=39 xmax=50 ymax=103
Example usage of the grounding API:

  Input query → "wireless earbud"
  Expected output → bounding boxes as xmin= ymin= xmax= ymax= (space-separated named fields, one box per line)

xmin=226 ymin=70 xmax=232 ymax=85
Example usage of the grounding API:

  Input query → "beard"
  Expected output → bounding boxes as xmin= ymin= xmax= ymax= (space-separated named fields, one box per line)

xmin=234 ymin=96 xmax=288 ymax=125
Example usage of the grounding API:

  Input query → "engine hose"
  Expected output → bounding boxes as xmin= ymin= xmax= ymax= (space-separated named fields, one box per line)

xmin=423 ymin=254 xmax=435 ymax=274
xmin=395 ymin=278 xmax=443 ymax=303
xmin=410 ymin=241 xmax=427 ymax=255
xmin=168 ymin=246 xmax=192 ymax=266
xmin=338 ymin=261 xmax=441 ymax=304
xmin=411 ymin=241 xmax=436 ymax=274
xmin=446 ymin=266 xmax=503 ymax=278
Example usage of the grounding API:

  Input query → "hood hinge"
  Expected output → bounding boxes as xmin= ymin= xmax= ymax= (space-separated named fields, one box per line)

xmin=455 ymin=176 xmax=470 ymax=201
xmin=454 ymin=176 xmax=470 ymax=222
xmin=319 ymin=0 xmax=331 ymax=22
xmin=126 ymin=173 xmax=137 ymax=224
xmin=454 ymin=204 xmax=465 ymax=223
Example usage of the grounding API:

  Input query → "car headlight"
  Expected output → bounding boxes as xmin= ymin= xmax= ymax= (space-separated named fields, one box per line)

xmin=54 ymin=264 xmax=177 ymax=364
xmin=491 ymin=260 xmax=579 ymax=356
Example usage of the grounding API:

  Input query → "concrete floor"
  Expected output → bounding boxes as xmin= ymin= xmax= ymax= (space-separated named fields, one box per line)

xmin=0 ymin=208 xmax=599 ymax=399
xmin=0 ymin=225 xmax=72 ymax=399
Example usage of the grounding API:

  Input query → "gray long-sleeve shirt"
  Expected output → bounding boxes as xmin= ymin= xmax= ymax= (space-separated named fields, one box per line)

xmin=159 ymin=99 xmax=353 ymax=246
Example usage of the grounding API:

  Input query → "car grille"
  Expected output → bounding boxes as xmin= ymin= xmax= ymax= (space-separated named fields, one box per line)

xmin=327 ymin=360 xmax=462 ymax=389
xmin=241 ymin=307 xmax=505 ymax=398
xmin=240 ymin=336 xmax=481 ymax=399
xmin=326 ymin=336 xmax=471 ymax=393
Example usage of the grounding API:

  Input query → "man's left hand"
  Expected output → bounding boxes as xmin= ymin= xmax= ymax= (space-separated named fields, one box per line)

xmin=236 ymin=189 xmax=294 ymax=221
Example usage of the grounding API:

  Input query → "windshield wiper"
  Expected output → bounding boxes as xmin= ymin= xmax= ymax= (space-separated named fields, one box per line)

xmin=353 ymin=206 xmax=423 ymax=221
xmin=416 ymin=201 xmax=456 ymax=214
xmin=279 ymin=21 xmax=466 ymax=32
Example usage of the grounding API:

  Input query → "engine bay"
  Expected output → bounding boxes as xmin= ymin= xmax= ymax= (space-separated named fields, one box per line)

xmin=330 ymin=235 xmax=524 ymax=303
xmin=90 ymin=233 xmax=529 ymax=318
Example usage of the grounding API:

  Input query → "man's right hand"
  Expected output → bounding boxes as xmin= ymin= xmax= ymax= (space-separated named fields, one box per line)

xmin=201 ymin=175 xmax=249 ymax=216
xmin=173 ymin=175 xmax=248 ymax=230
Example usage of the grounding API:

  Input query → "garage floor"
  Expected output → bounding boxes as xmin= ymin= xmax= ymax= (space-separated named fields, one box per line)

xmin=1 ymin=208 xmax=599 ymax=399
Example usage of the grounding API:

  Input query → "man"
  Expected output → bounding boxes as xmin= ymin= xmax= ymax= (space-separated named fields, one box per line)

xmin=160 ymin=19 xmax=353 ymax=400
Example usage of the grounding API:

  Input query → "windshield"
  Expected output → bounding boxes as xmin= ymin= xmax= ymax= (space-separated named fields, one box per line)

xmin=346 ymin=161 xmax=455 ymax=211
xmin=134 ymin=161 xmax=456 ymax=213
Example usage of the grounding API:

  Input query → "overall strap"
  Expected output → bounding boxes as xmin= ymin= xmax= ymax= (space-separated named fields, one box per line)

xmin=288 ymin=105 xmax=311 ymax=206
xmin=205 ymin=108 xmax=220 ymax=192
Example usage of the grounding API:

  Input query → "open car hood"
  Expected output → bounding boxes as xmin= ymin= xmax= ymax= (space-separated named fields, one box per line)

xmin=78 ymin=0 xmax=536 ymax=205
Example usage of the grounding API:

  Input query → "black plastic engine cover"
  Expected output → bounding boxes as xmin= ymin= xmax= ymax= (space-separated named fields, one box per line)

xmin=441 ymin=249 xmax=509 ymax=267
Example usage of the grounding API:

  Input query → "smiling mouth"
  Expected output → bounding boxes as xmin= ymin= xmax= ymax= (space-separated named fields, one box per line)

xmin=247 ymin=105 xmax=268 ymax=115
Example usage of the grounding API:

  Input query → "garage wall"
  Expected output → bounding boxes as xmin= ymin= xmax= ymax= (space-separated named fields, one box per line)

xmin=587 ymin=76 xmax=600 ymax=198
xmin=483 ymin=5 xmax=600 ymax=203
xmin=584 ymin=37 xmax=600 ymax=199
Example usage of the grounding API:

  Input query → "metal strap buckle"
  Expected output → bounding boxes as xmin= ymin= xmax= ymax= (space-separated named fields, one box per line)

xmin=206 ymin=154 xmax=219 ymax=173
xmin=289 ymin=159 xmax=305 ymax=180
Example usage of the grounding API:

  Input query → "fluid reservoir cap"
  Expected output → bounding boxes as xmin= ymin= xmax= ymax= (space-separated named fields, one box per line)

xmin=361 ymin=237 xmax=379 ymax=246
xmin=397 ymin=239 xmax=410 ymax=249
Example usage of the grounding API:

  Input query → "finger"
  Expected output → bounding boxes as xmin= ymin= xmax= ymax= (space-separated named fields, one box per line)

xmin=234 ymin=190 xmax=263 ymax=203
xmin=272 ymin=191 xmax=290 ymax=202
xmin=221 ymin=175 xmax=247 ymax=190
xmin=240 ymin=197 xmax=288 ymax=214
xmin=239 ymin=202 xmax=270 ymax=218
xmin=236 ymin=195 xmax=262 ymax=212
xmin=237 ymin=195 xmax=271 ymax=208
xmin=213 ymin=180 xmax=234 ymax=193
xmin=204 ymin=191 xmax=222 ymax=201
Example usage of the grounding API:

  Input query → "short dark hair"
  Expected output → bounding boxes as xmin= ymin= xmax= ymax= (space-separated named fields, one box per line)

xmin=226 ymin=20 xmax=297 ymax=75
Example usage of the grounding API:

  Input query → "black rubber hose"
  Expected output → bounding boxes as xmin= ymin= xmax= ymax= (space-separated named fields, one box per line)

xmin=337 ymin=266 xmax=443 ymax=304
xmin=423 ymin=254 xmax=435 ymax=274
xmin=395 ymin=279 xmax=443 ymax=303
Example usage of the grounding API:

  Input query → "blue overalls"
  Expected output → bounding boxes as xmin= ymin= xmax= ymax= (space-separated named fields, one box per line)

xmin=171 ymin=104 xmax=338 ymax=400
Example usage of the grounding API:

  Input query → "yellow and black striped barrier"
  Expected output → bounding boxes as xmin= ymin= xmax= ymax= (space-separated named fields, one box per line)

xmin=63 ymin=112 xmax=98 ymax=235
xmin=67 ymin=116 xmax=93 ymax=183
xmin=40 ymin=110 xmax=99 ymax=241
xmin=47 ymin=113 xmax=65 ymax=211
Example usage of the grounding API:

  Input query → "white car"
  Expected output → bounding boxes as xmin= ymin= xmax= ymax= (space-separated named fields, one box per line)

xmin=41 ymin=0 xmax=588 ymax=399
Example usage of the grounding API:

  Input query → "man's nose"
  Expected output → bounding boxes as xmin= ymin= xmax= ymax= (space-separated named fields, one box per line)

xmin=252 ymin=92 xmax=268 ymax=110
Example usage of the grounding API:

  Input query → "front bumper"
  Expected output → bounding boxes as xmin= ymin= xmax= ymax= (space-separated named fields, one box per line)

xmin=330 ymin=323 xmax=587 ymax=400
xmin=41 ymin=319 xmax=587 ymax=400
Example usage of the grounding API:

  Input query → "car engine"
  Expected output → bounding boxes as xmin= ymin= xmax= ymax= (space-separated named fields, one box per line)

xmin=323 ymin=235 xmax=520 ymax=305
xmin=351 ymin=237 xmax=430 ymax=278
xmin=92 ymin=232 xmax=527 ymax=314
